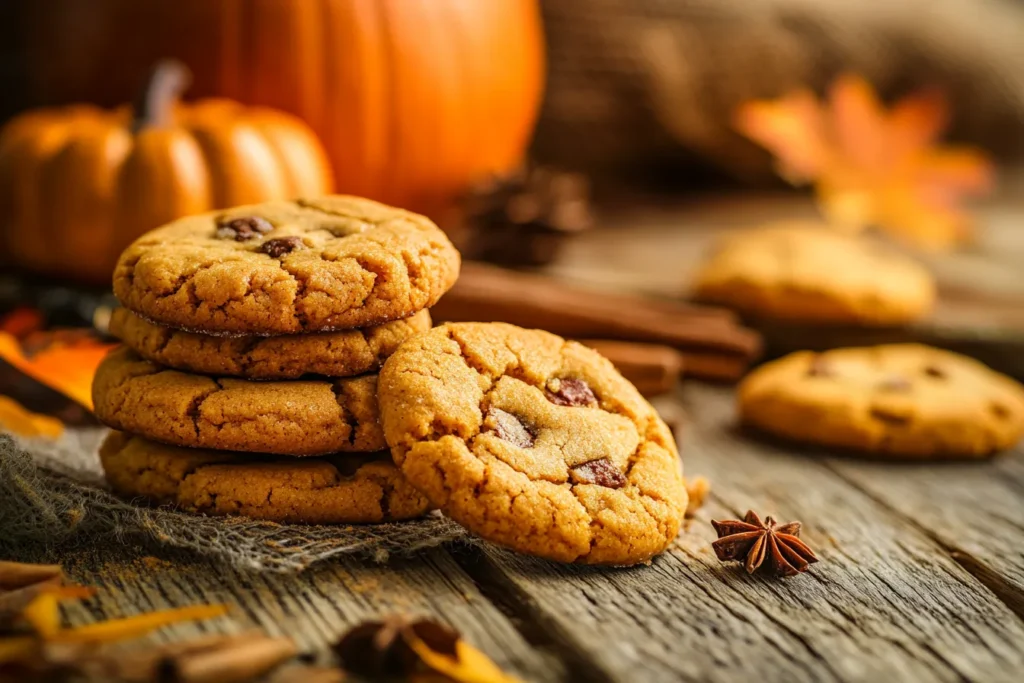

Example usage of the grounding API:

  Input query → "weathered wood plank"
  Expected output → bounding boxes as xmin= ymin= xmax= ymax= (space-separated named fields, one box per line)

xmin=454 ymin=383 xmax=1024 ymax=683
xmin=820 ymin=448 xmax=1024 ymax=618
xmin=18 ymin=544 xmax=564 ymax=681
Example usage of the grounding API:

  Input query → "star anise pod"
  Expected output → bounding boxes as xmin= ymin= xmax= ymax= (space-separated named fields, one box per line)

xmin=711 ymin=510 xmax=818 ymax=577
xmin=450 ymin=164 xmax=593 ymax=266
xmin=333 ymin=614 xmax=458 ymax=678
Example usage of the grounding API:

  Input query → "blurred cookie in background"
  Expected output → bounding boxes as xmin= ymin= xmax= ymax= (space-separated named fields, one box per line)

xmin=691 ymin=223 xmax=935 ymax=325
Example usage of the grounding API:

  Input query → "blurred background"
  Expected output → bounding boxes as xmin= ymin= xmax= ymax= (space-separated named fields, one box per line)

xmin=0 ymin=0 xmax=1022 ymax=409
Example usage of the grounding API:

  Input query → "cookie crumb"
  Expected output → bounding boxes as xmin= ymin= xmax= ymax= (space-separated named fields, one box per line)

xmin=684 ymin=476 xmax=710 ymax=518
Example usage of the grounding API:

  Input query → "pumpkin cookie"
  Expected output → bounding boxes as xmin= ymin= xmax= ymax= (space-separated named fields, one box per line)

xmin=110 ymin=307 xmax=432 ymax=380
xmin=113 ymin=196 xmax=460 ymax=335
xmin=92 ymin=347 xmax=385 ymax=455
xmin=99 ymin=431 xmax=431 ymax=523
xmin=739 ymin=345 xmax=1024 ymax=458
xmin=692 ymin=224 xmax=935 ymax=324
xmin=378 ymin=322 xmax=686 ymax=565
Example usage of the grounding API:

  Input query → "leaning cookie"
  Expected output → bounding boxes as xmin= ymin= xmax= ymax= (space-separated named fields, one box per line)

xmin=378 ymin=322 xmax=687 ymax=566
xmin=692 ymin=224 xmax=935 ymax=325
xmin=92 ymin=346 xmax=385 ymax=456
xmin=110 ymin=308 xmax=432 ymax=380
xmin=113 ymin=195 xmax=460 ymax=336
xmin=739 ymin=344 xmax=1024 ymax=458
xmin=99 ymin=432 xmax=432 ymax=523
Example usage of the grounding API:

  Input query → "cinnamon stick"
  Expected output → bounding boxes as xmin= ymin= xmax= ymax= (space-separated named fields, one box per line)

xmin=580 ymin=340 xmax=683 ymax=396
xmin=678 ymin=352 xmax=750 ymax=382
xmin=0 ymin=561 xmax=62 ymax=591
xmin=161 ymin=634 xmax=298 ymax=683
xmin=433 ymin=263 xmax=761 ymax=380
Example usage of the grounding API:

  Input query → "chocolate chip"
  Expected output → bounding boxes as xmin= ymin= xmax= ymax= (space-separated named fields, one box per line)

xmin=570 ymin=458 xmax=627 ymax=488
xmin=216 ymin=215 xmax=274 ymax=241
xmin=989 ymin=402 xmax=1011 ymax=420
xmin=877 ymin=375 xmax=912 ymax=392
xmin=923 ymin=365 xmax=946 ymax=379
xmin=545 ymin=378 xmax=598 ymax=407
xmin=260 ymin=236 xmax=304 ymax=257
xmin=487 ymin=407 xmax=534 ymax=448
xmin=807 ymin=355 xmax=834 ymax=377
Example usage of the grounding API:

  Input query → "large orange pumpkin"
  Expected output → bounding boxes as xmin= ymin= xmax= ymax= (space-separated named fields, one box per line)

xmin=9 ymin=0 xmax=546 ymax=214
xmin=0 ymin=61 xmax=333 ymax=283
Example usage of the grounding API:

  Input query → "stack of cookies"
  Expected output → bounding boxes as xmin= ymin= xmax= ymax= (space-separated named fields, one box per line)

xmin=91 ymin=196 xmax=461 ymax=525
xmin=91 ymin=195 xmax=688 ymax=566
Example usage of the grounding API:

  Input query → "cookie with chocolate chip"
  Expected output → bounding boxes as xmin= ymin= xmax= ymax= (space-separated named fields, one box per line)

xmin=113 ymin=195 xmax=460 ymax=335
xmin=739 ymin=344 xmax=1024 ymax=458
xmin=99 ymin=432 xmax=432 ymax=523
xmin=109 ymin=307 xmax=431 ymax=380
xmin=377 ymin=322 xmax=687 ymax=565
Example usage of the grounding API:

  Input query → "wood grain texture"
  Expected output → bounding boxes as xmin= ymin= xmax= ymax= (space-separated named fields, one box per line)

xmin=821 ymin=451 xmax=1024 ymax=619
xmin=41 ymin=545 xmax=562 ymax=682
xmin=451 ymin=383 xmax=1024 ymax=682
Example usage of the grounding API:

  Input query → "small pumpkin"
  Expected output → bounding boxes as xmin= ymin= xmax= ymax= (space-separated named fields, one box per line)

xmin=5 ymin=0 xmax=544 ymax=215
xmin=0 ymin=61 xmax=333 ymax=284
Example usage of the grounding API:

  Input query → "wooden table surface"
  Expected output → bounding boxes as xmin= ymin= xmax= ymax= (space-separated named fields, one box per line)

xmin=8 ymin=193 xmax=1024 ymax=682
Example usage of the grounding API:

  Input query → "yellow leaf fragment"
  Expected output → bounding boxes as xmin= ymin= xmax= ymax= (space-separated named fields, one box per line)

xmin=0 ymin=331 xmax=114 ymax=410
xmin=0 ymin=395 xmax=63 ymax=439
xmin=50 ymin=604 xmax=229 ymax=644
xmin=407 ymin=633 xmax=523 ymax=683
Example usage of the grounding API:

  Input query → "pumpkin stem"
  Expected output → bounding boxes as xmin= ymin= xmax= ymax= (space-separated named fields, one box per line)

xmin=132 ymin=60 xmax=192 ymax=132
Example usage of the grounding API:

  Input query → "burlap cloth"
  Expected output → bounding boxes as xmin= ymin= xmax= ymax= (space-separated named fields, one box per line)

xmin=0 ymin=430 xmax=468 ymax=572
xmin=534 ymin=0 xmax=1024 ymax=179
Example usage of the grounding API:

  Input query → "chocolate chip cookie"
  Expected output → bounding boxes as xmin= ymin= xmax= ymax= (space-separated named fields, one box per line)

xmin=99 ymin=432 xmax=432 ymax=523
xmin=378 ymin=322 xmax=687 ymax=565
xmin=692 ymin=224 xmax=935 ymax=324
xmin=92 ymin=347 xmax=385 ymax=455
xmin=739 ymin=344 xmax=1024 ymax=457
xmin=113 ymin=196 xmax=460 ymax=335
xmin=110 ymin=308 xmax=431 ymax=380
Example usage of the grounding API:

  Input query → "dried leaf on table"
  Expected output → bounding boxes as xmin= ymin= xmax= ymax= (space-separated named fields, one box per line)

xmin=735 ymin=74 xmax=995 ymax=249
xmin=406 ymin=626 xmax=523 ymax=683
xmin=1 ymin=561 xmax=232 ymax=676
xmin=0 ymin=395 xmax=63 ymax=439
xmin=0 ymin=330 xmax=114 ymax=410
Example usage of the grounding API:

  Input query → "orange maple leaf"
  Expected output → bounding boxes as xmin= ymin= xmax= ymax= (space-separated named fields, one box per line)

xmin=0 ymin=331 xmax=114 ymax=411
xmin=735 ymin=74 xmax=995 ymax=249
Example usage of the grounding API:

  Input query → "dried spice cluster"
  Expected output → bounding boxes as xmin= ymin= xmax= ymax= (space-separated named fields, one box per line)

xmin=711 ymin=510 xmax=819 ymax=577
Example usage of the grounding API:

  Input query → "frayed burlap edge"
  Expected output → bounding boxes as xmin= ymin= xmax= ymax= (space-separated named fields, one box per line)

xmin=0 ymin=430 xmax=468 ymax=573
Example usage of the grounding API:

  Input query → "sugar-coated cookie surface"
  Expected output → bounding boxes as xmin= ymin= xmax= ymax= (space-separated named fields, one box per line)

xmin=110 ymin=308 xmax=431 ymax=380
xmin=92 ymin=347 xmax=386 ymax=456
xmin=739 ymin=344 xmax=1024 ymax=458
xmin=378 ymin=322 xmax=686 ymax=565
xmin=99 ymin=432 xmax=432 ymax=523
xmin=113 ymin=195 xmax=460 ymax=335
xmin=692 ymin=224 xmax=935 ymax=324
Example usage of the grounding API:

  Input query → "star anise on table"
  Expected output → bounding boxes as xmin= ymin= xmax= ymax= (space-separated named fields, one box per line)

xmin=711 ymin=510 xmax=819 ymax=577
xmin=334 ymin=615 xmax=458 ymax=678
